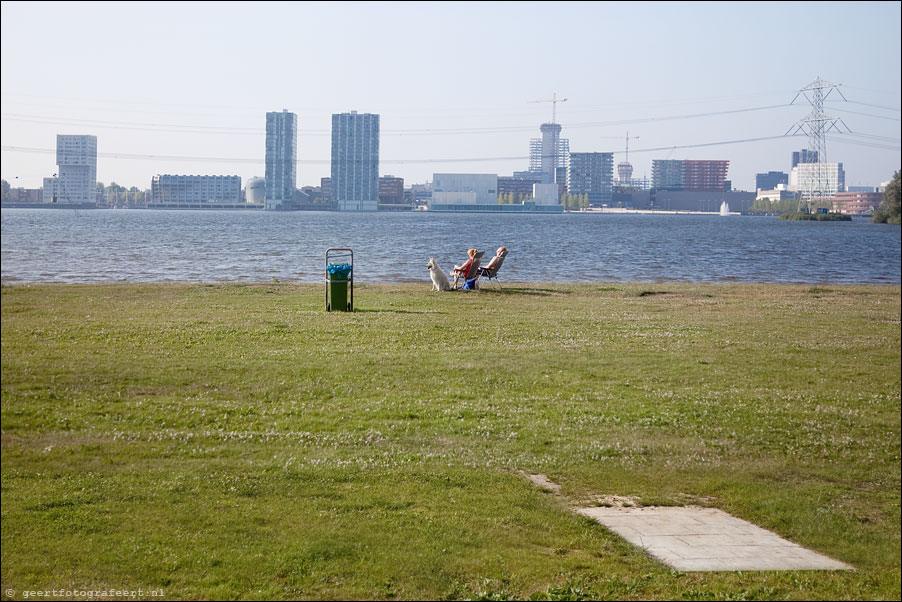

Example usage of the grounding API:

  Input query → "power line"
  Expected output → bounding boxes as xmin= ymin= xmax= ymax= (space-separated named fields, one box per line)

xmin=830 ymin=107 xmax=902 ymax=121
xmin=1 ymin=134 xmax=814 ymax=166
xmin=0 ymin=103 xmax=797 ymax=138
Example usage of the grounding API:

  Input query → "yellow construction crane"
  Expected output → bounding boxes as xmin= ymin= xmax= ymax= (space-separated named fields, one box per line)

xmin=529 ymin=93 xmax=567 ymax=124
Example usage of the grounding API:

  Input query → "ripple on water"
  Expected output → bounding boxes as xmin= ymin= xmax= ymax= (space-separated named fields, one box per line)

xmin=1 ymin=210 xmax=899 ymax=285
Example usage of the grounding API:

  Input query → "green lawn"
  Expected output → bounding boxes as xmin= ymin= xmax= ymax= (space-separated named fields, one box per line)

xmin=2 ymin=282 xmax=900 ymax=600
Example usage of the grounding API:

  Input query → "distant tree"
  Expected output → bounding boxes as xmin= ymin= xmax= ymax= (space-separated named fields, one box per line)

xmin=872 ymin=171 xmax=901 ymax=224
xmin=1 ymin=179 xmax=9 ymax=200
xmin=105 ymin=182 xmax=126 ymax=205
xmin=579 ymin=193 xmax=590 ymax=210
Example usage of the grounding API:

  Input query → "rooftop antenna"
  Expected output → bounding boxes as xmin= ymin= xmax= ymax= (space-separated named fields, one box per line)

xmin=529 ymin=92 xmax=568 ymax=124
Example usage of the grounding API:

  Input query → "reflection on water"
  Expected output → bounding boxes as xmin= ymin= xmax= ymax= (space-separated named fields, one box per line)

xmin=2 ymin=209 xmax=900 ymax=284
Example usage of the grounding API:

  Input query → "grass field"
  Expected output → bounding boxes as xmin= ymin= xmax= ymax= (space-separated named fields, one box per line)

xmin=2 ymin=282 xmax=900 ymax=600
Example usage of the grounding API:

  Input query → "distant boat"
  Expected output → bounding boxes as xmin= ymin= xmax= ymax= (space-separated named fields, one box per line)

xmin=720 ymin=200 xmax=730 ymax=216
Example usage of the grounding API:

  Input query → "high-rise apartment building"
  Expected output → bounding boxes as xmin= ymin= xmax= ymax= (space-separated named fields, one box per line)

xmin=44 ymin=135 xmax=97 ymax=203
xmin=331 ymin=111 xmax=380 ymax=211
xmin=790 ymin=162 xmax=845 ymax=198
xmin=791 ymin=149 xmax=818 ymax=169
xmin=569 ymin=152 xmax=614 ymax=206
xmin=652 ymin=159 xmax=684 ymax=190
xmin=682 ymin=160 xmax=729 ymax=191
xmin=652 ymin=159 xmax=729 ymax=192
xmin=265 ymin=110 xmax=297 ymax=209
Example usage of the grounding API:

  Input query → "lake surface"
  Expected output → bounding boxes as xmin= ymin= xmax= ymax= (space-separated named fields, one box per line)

xmin=2 ymin=209 xmax=900 ymax=285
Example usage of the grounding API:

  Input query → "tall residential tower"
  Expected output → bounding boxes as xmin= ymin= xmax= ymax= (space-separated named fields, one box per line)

xmin=331 ymin=111 xmax=380 ymax=211
xmin=43 ymin=135 xmax=97 ymax=204
xmin=569 ymin=152 xmax=614 ymax=206
xmin=265 ymin=110 xmax=297 ymax=209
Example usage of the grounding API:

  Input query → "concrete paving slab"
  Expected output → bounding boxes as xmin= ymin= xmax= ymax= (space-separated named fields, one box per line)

xmin=577 ymin=505 xmax=852 ymax=572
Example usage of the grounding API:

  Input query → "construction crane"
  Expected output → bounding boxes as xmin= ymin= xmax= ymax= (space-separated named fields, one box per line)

xmin=529 ymin=92 xmax=567 ymax=124
xmin=599 ymin=132 xmax=640 ymax=161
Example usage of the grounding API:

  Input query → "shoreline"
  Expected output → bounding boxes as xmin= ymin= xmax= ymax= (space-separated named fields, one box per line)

xmin=3 ymin=280 xmax=900 ymax=290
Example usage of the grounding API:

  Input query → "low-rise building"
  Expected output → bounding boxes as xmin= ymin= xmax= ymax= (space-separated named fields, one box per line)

xmin=378 ymin=176 xmax=405 ymax=204
xmin=829 ymin=191 xmax=882 ymax=215
xmin=756 ymin=185 xmax=798 ymax=202
xmin=498 ymin=174 xmax=541 ymax=200
xmin=151 ymin=175 xmax=241 ymax=205
xmin=431 ymin=174 xmax=497 ymax=205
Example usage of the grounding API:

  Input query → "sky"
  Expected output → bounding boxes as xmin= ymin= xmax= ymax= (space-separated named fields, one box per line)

xmin=2 ymin=1 xmax=900 ymax=192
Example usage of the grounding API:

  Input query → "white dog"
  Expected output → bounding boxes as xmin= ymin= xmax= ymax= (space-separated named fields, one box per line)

xmin=426 ymin=257 xmax=452 ymax=291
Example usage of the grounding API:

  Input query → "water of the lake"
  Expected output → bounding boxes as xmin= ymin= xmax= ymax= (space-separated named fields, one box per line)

xmin=2 ymin=209 xmax=899 ymax=285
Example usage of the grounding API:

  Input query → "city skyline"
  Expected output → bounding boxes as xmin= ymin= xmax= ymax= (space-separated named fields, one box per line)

xmin=1 ymin=1 xmax=899 ymax=192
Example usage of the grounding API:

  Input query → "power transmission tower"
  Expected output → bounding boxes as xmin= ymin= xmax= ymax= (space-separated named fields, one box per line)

xmin=785 ymin=77 xmax=850 ymax=210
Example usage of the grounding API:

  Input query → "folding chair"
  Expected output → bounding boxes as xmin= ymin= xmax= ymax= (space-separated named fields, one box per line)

xmin=477 ymin=248 xmax=508 ymax=289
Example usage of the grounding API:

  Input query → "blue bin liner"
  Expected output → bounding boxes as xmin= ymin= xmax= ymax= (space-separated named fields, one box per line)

xmin=327 ymin=263 xmax=352 ymax=279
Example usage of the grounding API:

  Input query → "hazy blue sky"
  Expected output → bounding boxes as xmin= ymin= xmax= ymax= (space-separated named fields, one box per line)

xmin=2 ymin=1 xmax=900 ymax=191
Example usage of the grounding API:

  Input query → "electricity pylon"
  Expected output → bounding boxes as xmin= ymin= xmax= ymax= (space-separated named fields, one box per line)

xmin=785 ymin=77 xmax=850 ymax=210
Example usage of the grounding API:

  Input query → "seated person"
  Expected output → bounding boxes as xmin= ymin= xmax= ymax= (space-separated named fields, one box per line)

xmin=480 ymin=246 xmax=507 ymax=275
xmin=452 ymin=248 xmax=478 ymax=287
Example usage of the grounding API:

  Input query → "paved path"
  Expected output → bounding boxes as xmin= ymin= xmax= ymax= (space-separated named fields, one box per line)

xmin=577 ymin=505 xmax=852 ymax=571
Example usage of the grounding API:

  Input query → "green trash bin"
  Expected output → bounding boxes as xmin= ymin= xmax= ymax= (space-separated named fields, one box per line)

xmin=327 ymin=266 xmax=351 ymax=311
xmin=325 ymin=249 xmax=354 ymax=312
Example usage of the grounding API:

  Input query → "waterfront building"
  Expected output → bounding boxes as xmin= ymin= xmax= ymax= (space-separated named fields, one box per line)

xmin=569 ymin=152 xmax=614 ymax=206
xmin=652 ymin=160 xmax=684 ymax=190
xmin=789 ymin=162 xmax=845 ymax=198
xmin=652 ymin=159 xmax=729 ymax=192
xmin=829 ymin=191 xmax=882 ymax=215
xmin=429 ymin=172 xmax=562 ymax=212
xmin=498 ymin=174 xmax=542 ymax=200
xmin=245 ymin=177 xmax=266 ymax=204
xmin=41 ymin=177 xmax=60 ymax=203
xmin=43 ymin=135 xmax=97 ymax=204
xmin=3 ymin=187 xmax=43 ymax=204
xmin=331 ymin=111 xmax=380 ymax=211
xmin=431 ymin=174 xmax=498 ymax=205
xmin=756 ymin=171 xmax=789 ymax=192
xmin=407 ymin=182 xmax=432 ymax=204
xmin=378 ymin=176 xmax=405 ymax=205
xmin=151 ymin=175 xmax=241 ymax=205
xmin=682 ymin=160 xmax=729 ymax=191
xmin=756 ymin=185 xmax=798 ymax=202
xmin=265 ymin=110 xmax=297 ymax=209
